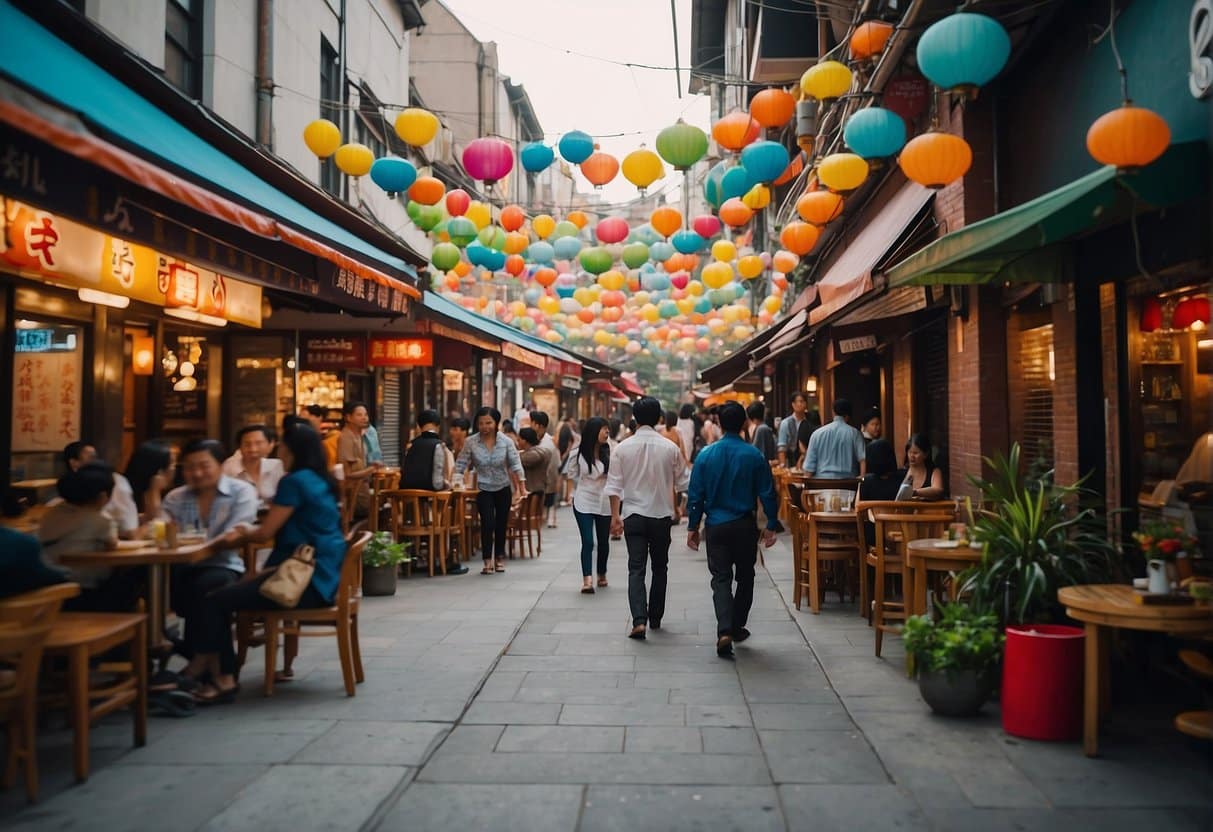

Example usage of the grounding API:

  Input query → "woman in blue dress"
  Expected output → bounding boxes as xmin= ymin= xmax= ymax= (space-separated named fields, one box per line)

xmin=189 ymin=418 xmax=348 ymax=703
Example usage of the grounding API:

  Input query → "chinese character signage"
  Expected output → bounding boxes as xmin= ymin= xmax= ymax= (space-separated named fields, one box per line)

xmin=12 ymin=346 xmax=81 ymax=452
xmin=302 ymin=335 xmax=366 ymax=370
xmin=368 ymin=337 xmax=433 ymax=367
xmin=0 ymin=198 xmax=262 ymax=327
xmin=329 ymin=265 xmax=410 ymax=316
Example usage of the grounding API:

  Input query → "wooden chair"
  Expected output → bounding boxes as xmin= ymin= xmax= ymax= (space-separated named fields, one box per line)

xmin=368 ymin=469 xmax=401 ymax=533
xmin=0 ymin=583 xmax=78 ymax=802
xmin=871 ymin=510 xmax=955 ymax=657
xmin=338 ymin=478 xmax=362 ymax=534
xmin=40 ymin=603 xmax=149 ymax=783
xmin=384 ymin=489 xmax=452 ymax=576
xmin=508 ymin=492 xmax=544 ymax=559
xmin=1174 ymin=649 xmax=1213 ymax=741
xmin=854 ymin=500 xmax=958 ymax=625
xmin=237 ymin=532 xmax=371 ymax=697
xmin=798 ymin=492 xmax=861 ymax=614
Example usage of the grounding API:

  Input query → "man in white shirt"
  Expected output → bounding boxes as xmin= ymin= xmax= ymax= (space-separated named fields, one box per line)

xmin=221 ymin=425 xmax=285 ymax=503
xmin=606 ymin=396 xmax=690 ymax=640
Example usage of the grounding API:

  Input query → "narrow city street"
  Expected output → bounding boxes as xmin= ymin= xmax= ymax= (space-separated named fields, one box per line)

xmin=4 ymin=517 xmax=1210 ymax=831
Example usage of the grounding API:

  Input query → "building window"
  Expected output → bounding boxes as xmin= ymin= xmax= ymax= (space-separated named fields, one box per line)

xmin=355 ymin=85 xmax=387 ymax=162
xmin=164 ymin=0 xmax=202 ymax=97
xmin=319 ymin=37 xmax=342 ymax=196
xmin=1019 ymin=323 xmax=1055 ymax=478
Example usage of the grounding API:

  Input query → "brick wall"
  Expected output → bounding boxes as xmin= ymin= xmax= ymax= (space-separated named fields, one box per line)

xmin=891 ymin=337 xmax=912 ymax=455
xmin=1100 ymin=283 xmax=1121 ymax=520
xmin=1052 ymin=294 xmax=1080 ymax=486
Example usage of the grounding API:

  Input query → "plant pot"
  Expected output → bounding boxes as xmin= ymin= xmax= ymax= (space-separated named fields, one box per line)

xmin=917 ymin=668 xmax=994 ymax=717
xmin=1001 ymin=624 xmax=1084 ymax=740
xmin=362 ymin=564 xmax=398 ymax=596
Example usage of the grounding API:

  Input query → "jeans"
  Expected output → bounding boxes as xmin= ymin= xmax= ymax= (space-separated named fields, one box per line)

xmin=573 ymin=508 xmax=610 ymax=577
xmin=705 ymin=515 xmax=759 ymax=637
xmin=624 ymin=514 xmax=672 ymax=626
xmin=477 ymin=486 xmax=512 ymax=560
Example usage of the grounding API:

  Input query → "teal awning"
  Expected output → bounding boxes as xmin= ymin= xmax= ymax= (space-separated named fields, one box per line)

xmin=422 ymin=292 xmax=587 ymax=367
xmin=886 ymin=142 xmax=1207 ymax=288
xmin=0 ymin=0 xmax=416 ymax=280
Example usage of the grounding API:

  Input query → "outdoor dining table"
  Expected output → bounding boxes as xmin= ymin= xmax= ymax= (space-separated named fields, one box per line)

xmin=1058 ymin=584 xmax=1213 ymax=757
xmin=904 ymin=539 xmax=984 ymax=617
xmin=57 ymin=539 xmax=216 ymax=652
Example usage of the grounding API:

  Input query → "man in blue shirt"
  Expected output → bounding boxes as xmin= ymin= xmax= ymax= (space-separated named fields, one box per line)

xmin=686 ymin=401 xmax=779 ymax=658
xmin=802 ymin=398 xmax=866 ymax=479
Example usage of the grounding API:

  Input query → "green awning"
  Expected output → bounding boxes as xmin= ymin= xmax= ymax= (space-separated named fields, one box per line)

xmin=886 ymin=142 xmax=1207 ymax=288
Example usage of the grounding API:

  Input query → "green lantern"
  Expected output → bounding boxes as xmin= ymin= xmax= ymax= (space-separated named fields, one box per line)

xmin=415 ymin=205 xmax=443 ymax=232
xmin=431 ymin=242 xmax=461 ymax=272
xmin=477 ymin=226 xmax=507 ymax=251
xmin=551 ymin=220 xmax=580 ymax=240
xmin=621 ymin=242 xmax=650 ymax=269
xmin=656 ymin=119 xmax=709 ymax=171
xmin=406 ymin=200 xmax=423 ymax=221
xmin=579 ymin=246 xmax=614 ymax=275
xmin=446 ymin=216 xmax=478 ymax=248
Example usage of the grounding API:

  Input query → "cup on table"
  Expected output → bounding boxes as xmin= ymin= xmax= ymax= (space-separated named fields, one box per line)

xmin=829 ymin=493 xmax=842 ymax=512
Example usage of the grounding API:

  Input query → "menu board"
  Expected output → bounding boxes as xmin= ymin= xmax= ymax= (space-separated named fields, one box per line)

xmin=12 ymin=349 xmax=81 ymax=452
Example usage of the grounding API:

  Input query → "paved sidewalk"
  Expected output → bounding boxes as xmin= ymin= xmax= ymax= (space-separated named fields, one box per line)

xmin=3 ymin=517 xmax=1211 ymax=831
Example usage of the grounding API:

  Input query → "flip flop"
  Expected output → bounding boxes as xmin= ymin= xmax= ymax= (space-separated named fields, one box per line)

xmin=193 ymin=682 xmax=240 ymax=705
xmin=149 ymin=689 xmax=197 ymax=718
xmin=580 ymin=586 xmax=595 ymax=594
xmin=480 ymin=566 xmax=494 ymax=575
xmin=495 ymin=562 xmax=506 ymax=573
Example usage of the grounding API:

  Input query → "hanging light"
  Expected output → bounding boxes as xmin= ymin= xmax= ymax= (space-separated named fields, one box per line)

xmin=916 ymin=13 xmax=1011 ymax=95
xmin=1139 ymin=297 xmax=1163 ymax=333
xmin=899 ymin=132 xmax=972 ymax=188
xmin=1173 ymin=296 xmax=1211 ymax=330
xmin=579 ymin=147 xmax=620 ymax=188
xmin=1086 ymin=105 xmax=1171 ymax=170
xmin=461 ymin=137 xmax=514 ymax=187
xmin=843 ymin=107 xmax=907 ymax=160
xmin=800 ymin=60 xmax=853 ymax=102
xmin=132 ymin=336 xmax=155 ymax=376
xmin=816 ymin=153 xmax=870 ymax=192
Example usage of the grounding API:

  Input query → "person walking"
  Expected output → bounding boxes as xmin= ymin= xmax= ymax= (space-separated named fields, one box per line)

xmin=571 ymin=417 xmax=612 ymax=594
xmin=686 ymin=402 xmax=780 ymax=658
xmin=606 ymin=397 xmax=689 ymax=640
xmin=455 ymin=406 xmax=526 ymax=575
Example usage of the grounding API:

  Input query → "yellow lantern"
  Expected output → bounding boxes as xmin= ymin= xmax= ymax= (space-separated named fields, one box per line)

xmin=641 ymin=303 xmax=661 ymax=323
xmin=762 ymin=294 xmax=782 ymax=314
xmin=687 ymin=280 xmax=705 ymax=296
xmin=711 ymin=240 xmax=737 ymax=262
xmin=532 ymin=214 xmax=556 ymax=239
xmin=465 ymin=201 xmax=492 ymax=230
xmin=503 ymin=232 xmax=529 ymax=255
xmin=395 ymin=108 xmax=440 ymax=147
xmin=800 ymin=60 xmax=853 ymax=101
xmin=677 ymin=298 xmax=696 ymax=315
xmin=598 ymin=270 xmax=625 ymax=291
xmin=334 ymin=143 xmax=374 ymax=177
xmin=817 ymin=153 xmax=869 ymax=192
xmin=702 ymin=261 xmax=734 ymax=289
xmin=737 ymin=254 xmax=764 ymax=279
xmin=303 ymin=119 xmax=342 ymax=158
xmin=742 ymin=183 xmax=771 ymax=210
xmin=538 ymin=295 xmax=560 ymax=315
xmin=622 ymin=147 xmax=665 ymax=192
xmin=573 ymin=286 xmax=594 ymax=306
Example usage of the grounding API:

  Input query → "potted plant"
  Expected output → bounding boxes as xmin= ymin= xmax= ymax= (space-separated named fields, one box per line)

xmin=904 ymin=603 xmax=1004 ymax=716
xmin=1133 ymin=519 xmax=1199 ymax=592
xmin=362 ymin=532 xmax=409 ymax=597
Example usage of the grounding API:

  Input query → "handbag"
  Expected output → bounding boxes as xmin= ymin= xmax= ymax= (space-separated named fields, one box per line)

xmin=258 ymin=544 xmax=316 ymax=608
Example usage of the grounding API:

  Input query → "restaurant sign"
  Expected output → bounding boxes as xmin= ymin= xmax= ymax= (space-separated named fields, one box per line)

xmin=368 ymin=337 xmax=433 ymax=367
xmin=302 ymin=335 xmax=366 ymax=370
xmin=501 ymin=342 xmax=547 ymax=370
xmin=1 ymin=198 xmax=262 ymax=326
xmin=836 ymin=334 xmax=879 ymax=355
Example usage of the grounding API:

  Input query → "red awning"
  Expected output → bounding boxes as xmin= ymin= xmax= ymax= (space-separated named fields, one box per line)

xmin=617 ymin=375 xmax=646 ymax=397
xmin=589 ymin=379 xmax=629 ymax=402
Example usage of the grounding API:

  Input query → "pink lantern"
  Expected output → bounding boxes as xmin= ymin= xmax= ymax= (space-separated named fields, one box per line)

xmin=670 ymin=271 xmax=690 ymax=290
xmin=692 ymin=214 xmax=721 ymax=238
xmin=462 ymin=137 xmax=514 ymax=186
xmin=445 ymin=189 xmax=470 ymax=217
xmin=596 ymin=217 xmax=630 ymax=244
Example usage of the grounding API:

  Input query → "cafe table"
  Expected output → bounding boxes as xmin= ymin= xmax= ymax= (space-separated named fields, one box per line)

xmin=904 ymin=539 xmax=984 ymax=617
xmin=1058 ymin=584 xmax=1213 ymax=756
xmin=58 ymin=539 xmax=216 ymax=651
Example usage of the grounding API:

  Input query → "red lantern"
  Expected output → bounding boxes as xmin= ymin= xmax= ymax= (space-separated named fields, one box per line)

xmin=1172 ymin=296 xmax=1211 ymax=330
xmin=461 ymin=137 xmax=514 ymax=186
xmin=1139 ymin=297 xmax=1162 ymax=333
xmin=445 ymin=189 xmax=470 ymax=217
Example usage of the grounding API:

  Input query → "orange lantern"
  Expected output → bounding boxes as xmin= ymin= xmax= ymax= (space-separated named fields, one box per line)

xmin=567 ymin=210 xmax=590 ymax=229
xmin=453 ymin=260 xmax=472 ymax=278
xmin=504 ymin=254 xmax=526 ymax=276
xmin=580 ymin=150 xmax=620 ymax=188
xmin=1086 ymin=105 xmax=1170 ymax=170
xmin=773 ymin=151 xmax=806 ymax=187
xmin=407 ymin=176 xmax=445 ymax=205
xmin=503 ymin=231 xmax=530 ymax=255
xmin=718 ymin=197 xmax=753 ymax=228
xmin=500 ymin=204 xmax=526 ymax=232
xmin=534 ymin=267 xmax=557 ymax=288
xmin=576 ymin=308 xmax=596 ymax=324
xmin=779 ymin=221 xmax=820 ymax=255
xmin=664 ymin=253 xmax=687 ymax=273
xmin=850 ymin=20 xmax=894 ymax=61
xmin=772 ymin=250 xmax=799 ymax=274
xmin=650 ymin=206 xmax=683 ymax=238
xmin=711 ymin=111 xmax=760 ymax=152
xmin=796 ymin=190 xmax=844 ymax=225
xmin=750 ymin=88 xmax=796 ymax=129
xmin=899 ymin=132 xmax=972 ymax=188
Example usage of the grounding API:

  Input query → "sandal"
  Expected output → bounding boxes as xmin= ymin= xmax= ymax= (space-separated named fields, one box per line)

xmin=480 ymin=565 xmax=495 ymax=575
xmin=149 ymin=689 xmax=197 ymax=718
xmin=597 ymin=576 xmax=608 ymax=588
xmin=495 ymin=561 xmax=506 ymax=573
xmin=274 ymin=669 xmax=295 ymax=684
xmin=580 ymin=585 xmax=595 ymax=594
xmin=192 ymin=682 xmax=240 ymax=705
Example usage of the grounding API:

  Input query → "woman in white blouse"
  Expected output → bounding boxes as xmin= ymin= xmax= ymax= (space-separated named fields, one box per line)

xmin=222 ymin=425 xmax=285 ymax=504
xmin=571 ymin=417 xmax=612 ymax=594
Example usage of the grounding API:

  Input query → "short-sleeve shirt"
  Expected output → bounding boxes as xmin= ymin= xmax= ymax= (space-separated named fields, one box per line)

xmin=803 ymin=416 xmax=865 ymax=479
xmin=270 ymin=470 xmax=347 ymax=603
xmin=162 ymin=476 xmax=259 ymax=573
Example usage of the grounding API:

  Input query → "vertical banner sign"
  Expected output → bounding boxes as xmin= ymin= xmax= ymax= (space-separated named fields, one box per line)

xmin=12 ymin=348 xmax=81 ymax=451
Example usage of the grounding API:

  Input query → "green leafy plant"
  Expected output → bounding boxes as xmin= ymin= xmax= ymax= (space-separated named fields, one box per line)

xmin=363 ymin=531 xmax=410 ymax=568
xmin=959 ymin=443 xmax=1119 ymax=625
xmin=903 ymin=603 xmax=1004 ymax=675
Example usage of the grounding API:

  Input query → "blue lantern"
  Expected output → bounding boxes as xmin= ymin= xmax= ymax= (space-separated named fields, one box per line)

xmin=555 ymin=283 xmax=576 ymax=299
xmin=671 ymin=229 xmax=706 ymax=254
xmin=720 ymin=165 xmax=753 ymax=201
xmin=526 ymin=241 xmax=555 ymax=264
xmin=703 ymin=160 xmax=728 ymax=208
xmin=649 ymin=241 xmax=675 ymax=262
xmin=739 ymin=140 xmax=789 ymax=184
xmin=629 ymin=223 xmax=662 ymax=245
xmin=520 ymin=142 xmax=555 ymax=173
xmin=916 ymin=13 xmax=1010 ymax=92
xmin=843 ymin=107 xmax=906 ymax=159
xmin=558 ymin=130 xmax=595 ymax=164
xmin=481 ymin=248 xmax=506 ymax=271
xmin=369 ymin=156 xmax=416 ymax=196
xmin=553 ymin=236 xmax=583 ymax=260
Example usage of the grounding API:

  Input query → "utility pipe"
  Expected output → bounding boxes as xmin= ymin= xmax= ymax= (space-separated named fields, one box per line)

xmin=254 ymin=0 xmax=274 ymax=148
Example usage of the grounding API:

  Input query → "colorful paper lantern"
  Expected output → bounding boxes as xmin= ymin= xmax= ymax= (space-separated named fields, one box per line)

xmin=595 ymin=217 xmax=630 ymax=245
xmin=711 ymin=240 xmax=737 ymax=262
xmin=650 ymin=206 xmax=683 ymax=238
xmin=740 ymin=140 xmax=790 ymax=184
xmin=718 ymin=198 xmax=753 ymax=228
xmin=750 ymin=88 xmax=796 ymax=129
xmin=671 ymin=230 xmax=706 ymax=254
xmin=1138 ymin=297 xmax=1163 ymax=333
xmin=303 ymin=119 xmax=341 ymax=158
xmin=796 ymin=190 xmax=844 ymax=225
xmin=850 ymin=20 xmax=894 ymax=61
xmin=843 ymin=107 xmax=906 ymax=159
xmin=431 ymin=242 xmax=461 ymax=272
xmin=622 ymin=242 xmax=650 ymax=269
xmin=408 ymin=176 xmax=445 ymax=205
xmin=579 ymin=247 xmax=614 ymax=275
xmin=334 ymin=143 xmax=373 ymax=176
xmin=446 ymin=217 xmax=478 ymax=247
xmin=916 ymin=12 xmax=1010 ymax=93
xmin=720 ymin=165 xmax=754 ymax=201
xmin=581 ymin=148 xmax=620 ymax=188
xmin=445 ymin=188 xmax=470 ymax=217
xmin=703 ymin=161 xmax=728 ymax=208
xmin=780 ymin=221 xmax=820 ymax=256
xmin=532 ymin=214 xmax=556 ymax=239
xmin=465 ymin=201 xmax=492 ymax=230
xmin=520 ymin=142 xmax=555 ymax=173
xmin=742 ymin=184 xmax=771 ymax=210
xmin=711 ymin=111 xmax=761 ymax=153
xmin=394 ymin=108 xmax=440 ymax=147
xmin=656 ymin=119 xmax=709 ymax=170
xmin=773 ymin=151 xmax=806 ymax=187
xmin=622 ymin=147 xmax=664 ymax=193
xmin=462 ymin=137 xmax=514 ymax=186
xmin=702 ymin=262 xmax=733 ymax=290
xmin=369 ymin=156 xmax=416 ymax=196
xmin=817 ymin=153 xmax=870 ymax=192
xmin=899 ymin=132 xmax=972 ymax=188
xmin=800 ymin=60 xmax=853 ymax=101
xmin=772 ymin=250 xmax=799 ymax=274
xmin=500 ymin=204 xmax=526 ymax=232
xmin=738 ymin=255 xmax=764 ymax=280
xmin=1086 ymin=106 xmax=1171 ymax=170
xmin=692 ymin=214 xmax=721 ymax=239
xmin=558 ymin=130 xmax=595 ymax=164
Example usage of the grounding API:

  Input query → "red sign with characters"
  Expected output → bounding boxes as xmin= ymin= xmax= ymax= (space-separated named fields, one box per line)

xmin=302 ymin=335 xmax=366 ymax=370
xmin=883 ymin=73 xmax=930 ymax=128
xmin=368 ymin=337 xmax=434 ymax=367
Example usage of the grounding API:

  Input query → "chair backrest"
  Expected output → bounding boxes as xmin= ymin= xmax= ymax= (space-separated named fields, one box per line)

xmin=800 ymin=477 xmax=860 ymax=492
xmin=0 ymin=582 xmax=80 ymax=628
xmin=872 ymin=512 xmax=956 ymax=556
xmin=337 ymin=531 xmax=372 ymax=613
xmin=383 ymin=489 xmax=438 ymax=535
xmin=339 ymin=479 xmax=362 ymax=532
xmin=855 ymin=500 xmax=956 ymax=543
xmin=0 ymin=623 xmax=55 ymax=716
xmin=371 ymin=470 xmax=401 ymax=493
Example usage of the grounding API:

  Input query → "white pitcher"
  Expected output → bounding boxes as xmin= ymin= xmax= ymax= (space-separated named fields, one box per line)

xmin=1146 ymin=559 xmax=1171 ymax=594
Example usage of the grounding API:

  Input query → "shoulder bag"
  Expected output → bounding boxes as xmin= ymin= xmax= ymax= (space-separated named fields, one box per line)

xmin=259 ymin=544 xmax=316 ymax=608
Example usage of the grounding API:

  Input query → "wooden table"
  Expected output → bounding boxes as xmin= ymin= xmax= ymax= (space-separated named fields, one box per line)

xmin=1058 ymin=584 xmax=1213 ymax=756
xmin=8 ymin=478 xmax=58 ymax=491
xmin=905 ymin=539 xmax=984 ymax=617
xmin=58 ymin=540 xmax=216 ymax=649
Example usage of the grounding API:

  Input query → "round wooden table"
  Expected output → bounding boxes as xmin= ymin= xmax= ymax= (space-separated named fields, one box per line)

xmin=904 ymin=539 xmax=984 ymax=618
xmin=1058 ymin=584 xmax=1213 ymax=757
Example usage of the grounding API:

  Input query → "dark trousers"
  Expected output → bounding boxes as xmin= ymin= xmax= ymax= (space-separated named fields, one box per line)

xmin=65 ymin=568 xmax=143 ymax=613
xmin=573 ymin=508 xmax=610 ymax=577
xmin=477 ymin=486 xmax=512 ymax=560
xmin=197 ymin=572 xmax=329 ymax=675
xmin=170 ymin=565 xmax=240 ymax=664
xmin=624 ymin=514 xmax=672 ymax=626
xmin=705 ymin=516 xmax=759 ymax=637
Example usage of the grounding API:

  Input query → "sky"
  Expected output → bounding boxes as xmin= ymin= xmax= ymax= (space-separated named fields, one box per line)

xmin=436 ymin=0 xmax=713 ymax=208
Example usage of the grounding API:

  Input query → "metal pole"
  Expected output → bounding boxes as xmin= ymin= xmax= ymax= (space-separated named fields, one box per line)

xmin=254 ymin=0 xmax=274 ymax=149
xmin=670 ymin=0 xmax=683 ymax=99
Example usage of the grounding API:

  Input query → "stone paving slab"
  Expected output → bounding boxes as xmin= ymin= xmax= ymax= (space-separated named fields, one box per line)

xmin=376 ymin=783 xmax=584 ymax=832
xmin=580 ymin=786 xmax=785 ymax=832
